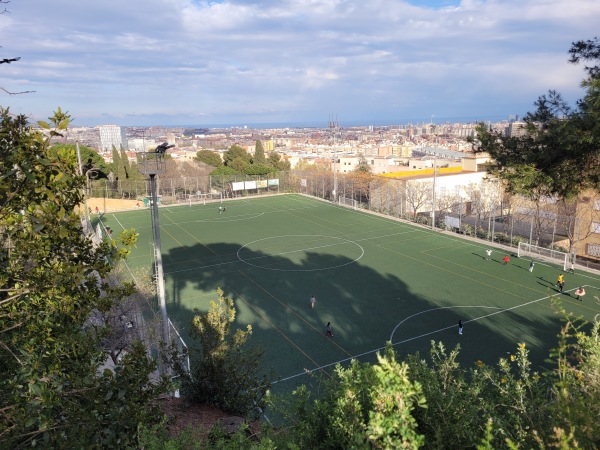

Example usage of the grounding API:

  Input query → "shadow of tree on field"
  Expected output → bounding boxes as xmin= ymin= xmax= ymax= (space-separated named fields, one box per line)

xmin=159 ymin=236 xmax=567 ymax=389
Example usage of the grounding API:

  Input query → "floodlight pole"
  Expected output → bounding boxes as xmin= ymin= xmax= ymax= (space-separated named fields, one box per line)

xmin=431 ymin=157 xmax=437 ymax=230
xmin=136 ymin=153 xmax=170 ymax=369
xmin=149 ymin=172 xmax=170 ymax=347
xmin=332 ymin=155 xmax=338 ymax=202
xmin=75 ymin=142 xmax=90 ymax=223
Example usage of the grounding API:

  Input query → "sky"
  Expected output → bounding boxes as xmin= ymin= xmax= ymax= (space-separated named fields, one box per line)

xmin=1 ymin=0 xmax=599 ymax=128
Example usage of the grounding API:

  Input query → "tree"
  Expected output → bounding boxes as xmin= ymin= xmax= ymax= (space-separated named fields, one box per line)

xmin=141 ymin=302 xmax=600 ymax=449
xmin=278 ymin=309 xmax=600 ymax=449
xmin=39 ymin=106 xmax=71 ymax=142
xmin=229 ymin=156 xmax=251 ymax=173
xmin=253 ymin=140 xmax=267 ymax=164
xmin=281 ymin=346 xmax=426 ymax=449
xmin=407 ymin=342 xmax=482 ymax=448
xmin=569 ymin=36 xmax=600 ymax=80
xmin=52 ymin=143 xmax=111 ymax=179
xmin=179 ymin=288 xmax=274 ymax=417
xmin=404 ymin=301 xmax=600 ymax=450
xmin=0 ymin=108 xmax=169 ymax=448
xmin=354 ymin=155 xmax=372 ymax=173
xmin=435 ymin=187 xmax=464 ymax=229
xmin=119 ymin=146 xmax=130 ymax=179
xmin=404 ymin=180 xmax=433 ymax=221
xmin=295 ymin=158 xmax=320 ymax=171
xmin=223 ymin=145 xmax=251 ymax=167
xmin=196 ymin=149 xmax=223 ymax=168
xmin=267 ymin=151 xmax=291 ymax=171
xmin=245 ymin=163 xmax=276 ymax=176
xmin=210 ymin=165 xmax=238 ymax=176
xmin=472 ymin=38 xmax=600 ymax=201
xmin=111 ymin=145 xmax=124 ymax=181
xmin=348 ymin=171 xmax=375 ymax=205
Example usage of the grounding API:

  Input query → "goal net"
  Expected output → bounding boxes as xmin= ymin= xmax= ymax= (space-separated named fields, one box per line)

xmin=338 ymin=195 xmax=359 ymax=210
xmin=188 ymin=191 xmax=222 ymax=206
xmin=517 ymin=242 xmax=569 ymax=271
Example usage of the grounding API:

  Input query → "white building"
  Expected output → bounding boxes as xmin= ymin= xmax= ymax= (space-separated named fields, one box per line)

xmin=98 ymin=125 xmax=128 ymax=152
xmin=506 ymin=121 xmax=528 ymax=138
xmin=128 ymin=138 xmax=156 ymax=152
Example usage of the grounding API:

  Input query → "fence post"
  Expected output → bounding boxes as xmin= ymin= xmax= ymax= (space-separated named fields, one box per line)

xmin=510 ymin=215 xmax=514 ymax=245
xmin=529 ymin=214 xmax=534 ymax=246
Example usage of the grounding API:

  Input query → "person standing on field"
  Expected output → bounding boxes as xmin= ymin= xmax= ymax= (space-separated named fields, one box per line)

xmin=556 ymin=274 xmax=565 ymax=292
xmin=309 ymin=295 xmax=316 ymax=309
xmin=458 ymin=320 xmax=463 ymax=335
xmin=503 ymin=255 xmax=510 ymax=265
xmin=325 ymin=322 xmax=333 ymax=337
xmin=529 ymin=260 xmax=535 ymax=272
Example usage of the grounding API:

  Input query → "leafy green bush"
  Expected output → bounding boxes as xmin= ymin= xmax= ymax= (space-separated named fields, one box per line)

xmin=178 ymin=289 xmax=274 ymax=418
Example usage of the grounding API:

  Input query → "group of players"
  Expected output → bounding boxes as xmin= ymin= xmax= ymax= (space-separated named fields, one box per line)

xmin=487 ymin=249 xmax=587 ymax=301
xmin=556 ymin=273 xmax=587 ymax=301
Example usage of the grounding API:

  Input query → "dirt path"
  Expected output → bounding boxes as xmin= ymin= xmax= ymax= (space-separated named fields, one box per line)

xmin=83 ymin=198 xmax=140 ymax=213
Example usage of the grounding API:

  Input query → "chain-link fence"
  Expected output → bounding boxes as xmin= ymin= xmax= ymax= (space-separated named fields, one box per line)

xmin=88 ymin=170 xmax=600 ymax=271
xmin=88 ymin=172 xmax=295 ymax=205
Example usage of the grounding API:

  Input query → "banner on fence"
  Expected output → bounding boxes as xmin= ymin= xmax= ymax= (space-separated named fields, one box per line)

xmin=256 ymin=180 xmax=268 ymax=189
xmin=445 ymin=215 xmax=460 ymax=228
xmin=245 ymin=180 xmax=257 ymax=190
xmin=231 ymin=182 xmax=245 ymax=191
xmin=268 ymin=179 xmax=279 ymax=186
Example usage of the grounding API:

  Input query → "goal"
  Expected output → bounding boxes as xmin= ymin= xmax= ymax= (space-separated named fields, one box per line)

xmin=338 ymin=195 xmax=359 ymax=210
xmin=517 ymin=242 xmax=569 ymax=271
xmin=188 ymin=191 xmax=222 ymax=206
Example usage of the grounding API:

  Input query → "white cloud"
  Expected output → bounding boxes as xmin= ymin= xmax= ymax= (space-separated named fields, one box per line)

xmin=2 ymin=0 xmax=599 ymax=125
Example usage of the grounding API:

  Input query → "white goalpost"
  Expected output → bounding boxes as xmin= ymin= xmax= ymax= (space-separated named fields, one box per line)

xmin=517 ymin=242 xmax=569 ymax=271
xmin=338 ymin=195 xmax=359 ymax=210
xmin=187 ymin=191 xmax=223 ymax=206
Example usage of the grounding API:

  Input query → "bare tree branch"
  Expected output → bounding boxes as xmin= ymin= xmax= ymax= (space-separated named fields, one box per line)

xmin=0 ymin=87 xmax=36 ymax=95
xmin=0 ymin=57 xmax=20 ymax=64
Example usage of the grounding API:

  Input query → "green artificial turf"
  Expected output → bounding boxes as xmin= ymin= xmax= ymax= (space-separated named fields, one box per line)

xmin=103 ymin=194 xmax=600 ymax=394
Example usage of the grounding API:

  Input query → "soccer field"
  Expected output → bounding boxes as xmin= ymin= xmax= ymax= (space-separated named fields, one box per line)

xmin=101 ymin=194 xmax=600 ymax=393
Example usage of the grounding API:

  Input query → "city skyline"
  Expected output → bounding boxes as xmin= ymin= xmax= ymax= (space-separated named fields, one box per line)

xmin=2 ymin=0 xmax=600 ymax=127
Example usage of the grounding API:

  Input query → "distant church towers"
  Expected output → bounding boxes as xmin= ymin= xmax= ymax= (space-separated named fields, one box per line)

xmin=328 ymin=114 xmax=339 ymax=130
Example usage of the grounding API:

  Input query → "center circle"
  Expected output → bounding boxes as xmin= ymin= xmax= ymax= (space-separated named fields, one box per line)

xmin=237 ymin=235 xmax=364 ymax=272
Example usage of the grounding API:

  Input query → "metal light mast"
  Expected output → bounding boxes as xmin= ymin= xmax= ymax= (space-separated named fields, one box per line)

xmin=137 ymin=149 xmax=172 ymax=357
xmin=431 ymin=157 xmax=437 ymax=230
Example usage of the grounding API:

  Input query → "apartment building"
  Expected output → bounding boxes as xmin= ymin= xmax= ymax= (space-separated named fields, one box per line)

xmin=506 ymin=121 xmax=528 ymax=138
xmin=573 ymin=190 xmax=600 ymax=262
xmin=98 ymin=125 xmax=128 ymax=152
